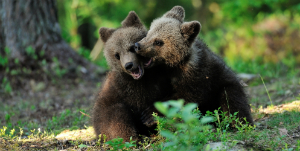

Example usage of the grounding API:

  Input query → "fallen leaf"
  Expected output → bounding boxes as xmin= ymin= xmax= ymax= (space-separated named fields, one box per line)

xmin=278 ymin=128 xmax=288 ymax=136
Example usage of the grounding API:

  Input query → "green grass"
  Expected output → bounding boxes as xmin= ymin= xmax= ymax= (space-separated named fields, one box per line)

xmin=244 ymin=110 xmax=300 ymax=150
xmin=1 ymin=109 xmax=89 ymax=137
xmin=226 ymin=56 xmax=299 ymax=79
xmin=45 ymin=109 xmax=89 ymax=135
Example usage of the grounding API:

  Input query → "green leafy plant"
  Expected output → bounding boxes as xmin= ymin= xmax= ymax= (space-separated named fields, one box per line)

xmin=1 ymin=77 xmax=12 ymax=93
xmin=25 ymin=46 xmax=38 ymax=60
xmin=0 ymin=126 xmax=7 ymax=137
xmin=205 ymin=108 xmax=238 ymax=132
xmin=0 ymin=47 xmax=11 ymax=66
xmin=52 ymin=57 xmax=67 ymax=78
xmin=45 ymin=109 xmax=88 ymax=134
xmin=0 ymin=53 xmax=8 ymax=67
xmin=154 ymin=100 xmax=214 ymax=151
xmin=78 ymin=143 xmax=87 ymax=149
xmin=152 ymin=100 xmax=258 ymax=151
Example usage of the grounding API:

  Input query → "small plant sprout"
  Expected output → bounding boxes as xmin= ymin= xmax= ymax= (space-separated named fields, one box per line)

xmin=19 ymin=127 xmax=23 ymax=141
xmin=9 ymin=129 xmax=15 ymax=138
xmin=1 ymin=126 xmax=7 ymax=137
xmin=96 ymin=134 xmax=102 ymax=146
xmin=260 ymin=74 xmax=273 ymax=106
xmin=78 ymin=143 xmax=87 ymax=149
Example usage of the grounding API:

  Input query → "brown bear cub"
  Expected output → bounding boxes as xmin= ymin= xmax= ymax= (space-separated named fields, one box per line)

xmin=93 ymin=11 xmax=172 ymax=142
xmin=135 ymin=6 xmax=253 ymax=126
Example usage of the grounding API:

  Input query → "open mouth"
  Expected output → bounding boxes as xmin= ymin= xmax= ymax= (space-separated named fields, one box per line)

xmin=131 ymin=65 xmax=144 ymax=80
xmin=144 ymin=58 xmax=153 ymax=68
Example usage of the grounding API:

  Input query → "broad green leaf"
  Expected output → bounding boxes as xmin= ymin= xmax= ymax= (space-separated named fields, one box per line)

xmin=182 ymin=113 xmax=197 ymax=123
xmin=78 ymin=144 xmax=87 ymax=148
xmin=181 ymin=103 xmax=198 ymax=122
xmin=182 ymin=103 xmax=198 ymax=113
xmin=125 ymin=142 xmax=136 ymax=148
xmin=200 ymin=117 xmax=214 ymax=124
xmin=168 ymin=99 xmax=184 ymax=109
xmin=166 ymin=107 xmax=180 ymax=118
xmin=154 ymin=102 xmax=168 ymax=115
xmin=164 ymin=142 xmax=176 ymax=148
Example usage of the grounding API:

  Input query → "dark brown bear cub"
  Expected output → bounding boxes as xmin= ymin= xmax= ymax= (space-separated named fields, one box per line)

xmin=135 ymin=6 xmax=253 ymax=125
xmin=93 ymin=11 xmax=172 ymax=142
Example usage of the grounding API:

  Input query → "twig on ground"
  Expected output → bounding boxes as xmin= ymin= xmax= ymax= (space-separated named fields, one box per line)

xmin=80 ymin=111 xmax=91 ymax=118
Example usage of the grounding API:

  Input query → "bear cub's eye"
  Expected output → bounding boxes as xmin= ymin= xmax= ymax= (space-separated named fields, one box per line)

xmin=115 ymin=53 xmax=120 ymax=60
xmin=154 ymin=40 xmax=164 ymax=46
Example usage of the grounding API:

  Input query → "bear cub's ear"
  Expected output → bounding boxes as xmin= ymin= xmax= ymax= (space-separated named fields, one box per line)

xmin=99 ymin=27 xmax=116 ymax=43
xmin=163 ymin=6 xmax=185 ymax=22
xmin=180 ymin=21 xmax=201 ymax=44
xmin=121 ymin=11 xmax=143 ymax=28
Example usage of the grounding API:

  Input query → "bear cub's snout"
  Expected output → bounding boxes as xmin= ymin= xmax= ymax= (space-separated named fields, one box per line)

xmin=134 ymin=42 xmax=141 ymax=52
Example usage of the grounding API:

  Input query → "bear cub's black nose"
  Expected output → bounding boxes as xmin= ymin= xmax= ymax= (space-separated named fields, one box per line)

xmin=125 ymin=62 xmax=134 ymax=70
xmin=134 ymin=43 xmax=140 ymax=52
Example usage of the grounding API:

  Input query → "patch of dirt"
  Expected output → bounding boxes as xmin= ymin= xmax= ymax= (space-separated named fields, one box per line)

xmin=0 ymin=75 xmax=105 ymax=131
xmin=246 ymin=77 xmax=300 ymax=108
xmin=290 ymin=126 xmax=300 ymax=139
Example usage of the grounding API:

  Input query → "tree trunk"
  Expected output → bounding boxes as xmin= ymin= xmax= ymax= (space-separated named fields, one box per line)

xmin=1 ymin=0 xmax=101 ymax=81
xmin=0 ymin=1 xmax=5 ymax=55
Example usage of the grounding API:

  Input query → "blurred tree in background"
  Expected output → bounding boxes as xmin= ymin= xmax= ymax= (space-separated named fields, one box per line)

xmin=0 ymin=0 xmax=100 ymax=89
xmin=56 ymin=0 xmax=300 ymax=67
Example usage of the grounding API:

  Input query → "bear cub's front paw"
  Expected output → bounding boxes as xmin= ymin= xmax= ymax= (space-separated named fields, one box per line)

xmin=141 ymin=106 xmax=158 ymax=127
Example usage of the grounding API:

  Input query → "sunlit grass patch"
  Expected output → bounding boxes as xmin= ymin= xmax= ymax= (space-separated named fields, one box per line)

xmin=0 ymin=126 xmax=57 ymax=150
xmin=249 ymin=104 xmax=300 ymax=150
xmin=259 ymin=100 xmax=300 ymax=114
xmin=1 ymin=108 xmax=90 ymax=138
xmin=55 ymin=126 xmax=96 ymax=141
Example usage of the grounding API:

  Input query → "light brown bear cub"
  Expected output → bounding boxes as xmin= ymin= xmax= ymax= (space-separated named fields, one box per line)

xmin=93 ymin=11 xmax=172 ymax=142
xmin=135 ymin=6 xmax=253 ymax=125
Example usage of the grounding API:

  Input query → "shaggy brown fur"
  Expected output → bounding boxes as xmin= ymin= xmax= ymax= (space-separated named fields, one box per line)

xmin=135 ymin=6 xmax=253 ymax=126
xmin=93 ymin=11 xmax=172 ymax=142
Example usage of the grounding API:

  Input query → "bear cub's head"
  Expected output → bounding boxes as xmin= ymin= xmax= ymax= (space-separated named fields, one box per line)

xmin=134 ymin=6 xmax=201 ymax=67
xmin=100 ymin=11 xmax=148 ymax=80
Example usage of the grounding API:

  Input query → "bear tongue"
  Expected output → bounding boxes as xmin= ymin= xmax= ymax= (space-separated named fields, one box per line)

xmin=144 ymin=58 xmax=152 ymax=67
xmin=131 ymin=66 xmax=141 ymax=79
